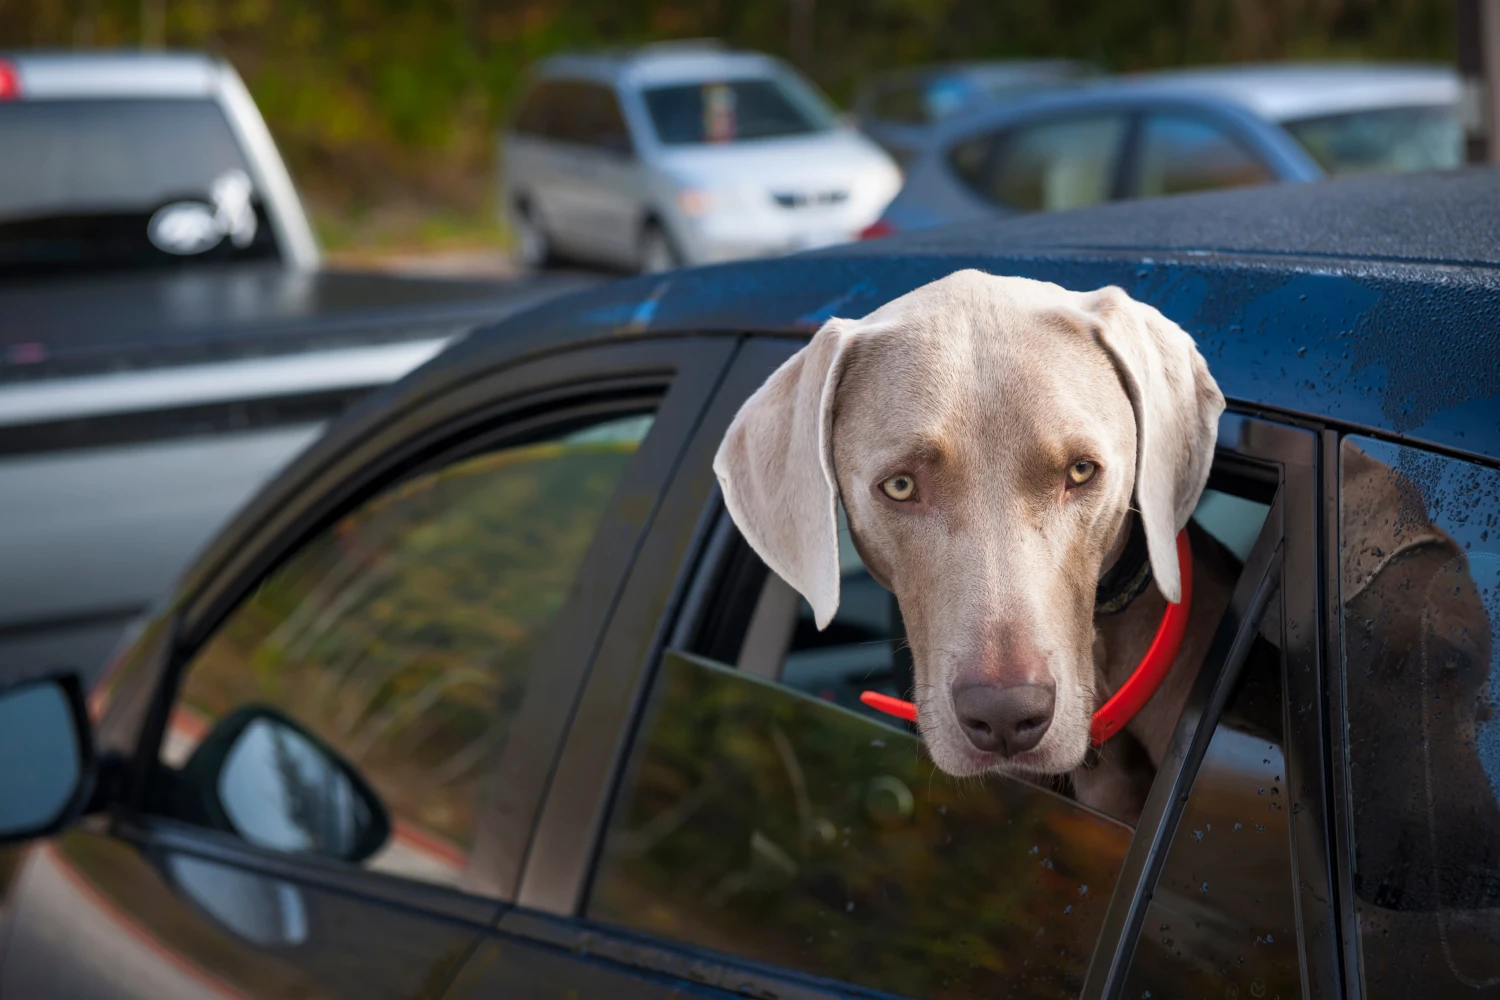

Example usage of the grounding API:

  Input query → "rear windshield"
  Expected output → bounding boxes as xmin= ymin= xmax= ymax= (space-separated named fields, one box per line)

xmin=642 ymin=75 xmax=838 ymax=145
xmin=1282 ymin=104 xmax=1463 ymax=177
xmin=0 ymin=98 xmax=280 ymax=280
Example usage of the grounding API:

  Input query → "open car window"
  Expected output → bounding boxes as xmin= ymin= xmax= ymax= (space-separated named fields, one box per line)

xmin=587 ymin=438 xmax=1305 ymax=998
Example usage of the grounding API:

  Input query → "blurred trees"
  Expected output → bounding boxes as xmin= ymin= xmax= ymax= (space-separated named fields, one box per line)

xmin=0 ymin=0 xmax=1457 ymax=240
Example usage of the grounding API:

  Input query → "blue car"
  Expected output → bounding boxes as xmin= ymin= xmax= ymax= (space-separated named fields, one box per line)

xmin=2 ymin=168 xmax=1499 ymax=1000
xmin=862 ymin=62 xmax=1462 ymax=239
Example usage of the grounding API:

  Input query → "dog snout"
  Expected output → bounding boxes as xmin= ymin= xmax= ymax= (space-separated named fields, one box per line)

xmin=951 ymin=681 xmax=1056 ymax=756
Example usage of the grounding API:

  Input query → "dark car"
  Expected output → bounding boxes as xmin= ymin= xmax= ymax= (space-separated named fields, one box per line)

xmin=3 ymin=168 xmax=1499 ymax=1000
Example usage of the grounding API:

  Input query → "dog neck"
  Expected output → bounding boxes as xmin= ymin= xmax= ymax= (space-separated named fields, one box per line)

xmin=1094 ymin=512 xmax=1153 ymax=615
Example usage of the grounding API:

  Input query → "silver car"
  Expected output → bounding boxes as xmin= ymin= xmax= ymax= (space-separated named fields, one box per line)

xmin=864 ymin=62 xmax=1463 ymax=239
xmin=499 ymin=42 xmax=902 ymax=272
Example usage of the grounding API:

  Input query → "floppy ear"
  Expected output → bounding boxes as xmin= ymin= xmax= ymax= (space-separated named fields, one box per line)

xmin=1086 ymin=287 xmax=1225 ymax=604
xmin=713 ymin=319 xmax=855 ymax=629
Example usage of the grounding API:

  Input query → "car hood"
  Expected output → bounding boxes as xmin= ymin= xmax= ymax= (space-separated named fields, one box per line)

xmin=656 ymin=130 xmax=898 ymax=192
xmin=0 ymin=264 xmax=599 ymax=380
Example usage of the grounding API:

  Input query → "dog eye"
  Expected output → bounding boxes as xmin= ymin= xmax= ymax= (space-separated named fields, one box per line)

xmin=881 ymin=474 xmax=916 ymax=501
xmin=1067 ymin=460 xmax=1097 ymax=486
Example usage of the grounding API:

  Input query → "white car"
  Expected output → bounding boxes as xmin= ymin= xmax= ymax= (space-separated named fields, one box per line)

xmin=499 ymin=42 xmax=903 ymax=272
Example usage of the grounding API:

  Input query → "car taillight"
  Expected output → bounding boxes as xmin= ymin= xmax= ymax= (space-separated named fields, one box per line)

xmin=859 ymin=219 xmax=895 ymax=241
xmin=0 ymin=60 xmax=19 ymax=100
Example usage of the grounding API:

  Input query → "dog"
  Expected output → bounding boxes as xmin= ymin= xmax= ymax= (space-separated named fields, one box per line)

xmin=713 ymin=269 xmax=1232 ymax=821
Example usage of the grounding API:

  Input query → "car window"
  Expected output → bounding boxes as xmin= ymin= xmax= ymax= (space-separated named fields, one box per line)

xmin=576 ymin=83 xmax=634 ymax=154
xmin=957 ymin=114 xmax=1128 ymax=212
xmin=151 ymin=411 xmax=656 ymax=893
xmin=588 ymin=479 xmax=1281 ymax=998
xmin=0 ymin=98 xmax=279 ymax=279
xmin=643 ymin=75 xmax=838 ymax=145
xmin=1338 ymin=436 xmax=1500 ymax=997
xmin=1283 ymin=105 xmax=1463 ymax=177
xmin=513 ymin=81 xmax=561 ymax=138
xmin=1133 ymin=114 xmax=1273 ymax=198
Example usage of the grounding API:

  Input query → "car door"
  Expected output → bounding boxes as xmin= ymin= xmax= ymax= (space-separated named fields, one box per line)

xmin=0 ymin=336 xmax=737 ymax=999
xmin=444 ymin=338 xmax=1345 ymax=999
xmin=1334 ymin=435 xmax=1500 ymax=998
xmin=569 ymin=83 xmax=646 ymax=267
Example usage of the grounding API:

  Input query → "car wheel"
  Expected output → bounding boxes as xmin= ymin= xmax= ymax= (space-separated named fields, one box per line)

xmin=513 ymin=202 xmax=553 ymax=271
xmin=638 ymin=222 xmax=681 ymax=274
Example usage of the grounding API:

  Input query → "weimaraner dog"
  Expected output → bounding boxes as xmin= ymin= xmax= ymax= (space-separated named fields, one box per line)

xmin=714 ymin=269 xmax=1231 ymax=820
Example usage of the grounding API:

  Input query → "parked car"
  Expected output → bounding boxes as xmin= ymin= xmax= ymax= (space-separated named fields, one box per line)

xmin=863 ymin=62 xmax=1462 ymax=239
xmin=853 ymin=59 xmax=1099 ymax=168
xmin=0 ymin=50 xmax=320 ymax=277
xmin=500 ymin=41 xmax=902 ymax=273
xmin=0 ymin=265 xmax=600 ymax=689
xmin=4 ymin=168 xmax=1500 ymax=1000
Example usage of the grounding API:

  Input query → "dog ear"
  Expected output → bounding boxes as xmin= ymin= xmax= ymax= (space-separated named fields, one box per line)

xmin=713 ymin=319 xmax=855 ymax=629
xmin=1087 ymin=287 xmax=1225 ymax=604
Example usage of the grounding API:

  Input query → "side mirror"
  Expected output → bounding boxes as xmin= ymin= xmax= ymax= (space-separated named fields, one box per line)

xmin=0 ymin=674 xmax=94 ymax=843
xmin=179 ymin=705 xmax=390 ymax=864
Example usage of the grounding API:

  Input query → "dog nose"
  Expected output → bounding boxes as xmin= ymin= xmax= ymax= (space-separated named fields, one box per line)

xmin=952 ymin=682 xmax=1055 ymax=756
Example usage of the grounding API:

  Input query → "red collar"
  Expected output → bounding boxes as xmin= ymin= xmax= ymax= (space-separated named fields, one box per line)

xmin=861 ymin=529 xmax=1193 ymax=747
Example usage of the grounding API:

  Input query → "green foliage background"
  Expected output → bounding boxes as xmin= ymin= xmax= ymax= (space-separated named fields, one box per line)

xmin=1 ymin=0 xmax=1457 ymax=250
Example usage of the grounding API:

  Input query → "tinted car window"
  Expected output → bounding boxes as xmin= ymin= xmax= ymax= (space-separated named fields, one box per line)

xmin=154 ymin=412 xmax=655 ymax=892
xmin=643 ymin=76 xmax=837 ymax=145
xmin=1284 ymin=105 xmax=1463 ymax=177
xmin=1339 ymin=437 xmax=1500 ymax=997
xmin=513 ymin=81 xmax=561 ymax=137
xmin=577 ymin=83 xmax=634 ymax=153
xmin=957 ymin=114 xmax=1128 ymax=212
xmin=1133 ymin=114 xmax=1274 ymax=197
xmin=590 ymin=482 xmax=1278 ymax=997
xmin=0 ymin=98 xmax=279 ymax=278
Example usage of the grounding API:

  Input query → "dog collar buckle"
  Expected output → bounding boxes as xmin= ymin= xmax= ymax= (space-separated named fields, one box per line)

xmin=861 ymin=528 xmax=1194 ymax=748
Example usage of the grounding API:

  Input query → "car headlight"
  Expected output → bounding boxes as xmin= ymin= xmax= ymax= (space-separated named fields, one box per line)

xmin=676 ymin=189 xmax=716 ymax=216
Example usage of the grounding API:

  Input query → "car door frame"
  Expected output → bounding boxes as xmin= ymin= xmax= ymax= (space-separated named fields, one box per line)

xmin=81 ymin=333 xmax=740 ymax=928
xmin=494 ymin=335 xmax=1348 ymax=1000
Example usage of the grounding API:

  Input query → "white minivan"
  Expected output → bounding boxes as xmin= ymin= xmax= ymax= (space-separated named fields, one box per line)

xmin=499 ymin=42 xmax=903 ymax=272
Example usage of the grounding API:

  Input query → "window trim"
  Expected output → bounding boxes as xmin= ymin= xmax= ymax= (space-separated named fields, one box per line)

xmin=505 ymin=334 xmax=1345 ymax=1000
xmin=109 ymin=336 xmax=737 ymax=913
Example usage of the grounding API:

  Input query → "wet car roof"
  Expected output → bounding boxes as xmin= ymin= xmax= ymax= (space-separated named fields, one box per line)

xmin=425 ymin=167 xmax=1500 ymax=469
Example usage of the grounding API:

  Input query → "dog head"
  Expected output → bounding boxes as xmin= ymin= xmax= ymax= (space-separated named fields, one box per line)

xmin=714 ymin=270 xmax=1223 ymax=777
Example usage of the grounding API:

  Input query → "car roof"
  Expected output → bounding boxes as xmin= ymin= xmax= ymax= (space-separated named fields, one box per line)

xmin=1105 ymin=61 xmax=1460 ymax=121
xmin=0 ymin=49 xmax=223 ymax=99
xmin=423 ymin=167 xmax=1500 ymax=472
xmin=862 ymin=59 xmax=1096 ymax=90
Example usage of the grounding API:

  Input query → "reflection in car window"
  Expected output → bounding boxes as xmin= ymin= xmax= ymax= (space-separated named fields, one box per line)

xmin=1340 ymin=437 xmax=1500 ymax=997
xmin=975 ymin=114 xmax=1128 ymax=212
xmin=591 ymin=651 xmax=1132 ymax=998
xmin=156 ymin=412 xmax=654 ymax=890
xmin=1133 ymin=115 xmax=1273 ymax=198
xmin=1284 ymin=105 xmax=1463 ymax=178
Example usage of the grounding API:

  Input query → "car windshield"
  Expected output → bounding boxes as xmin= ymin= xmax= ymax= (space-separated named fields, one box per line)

xmin=643 ymin=74 xmax=838 ymax=145
xmin=0 ymin=97 xmax=280 ymax=279
xmin=1282 ymin=104 xmax=1463 ymax=177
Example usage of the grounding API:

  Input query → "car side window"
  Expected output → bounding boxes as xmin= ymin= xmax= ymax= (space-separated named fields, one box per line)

xmin=954 ymin=114 xmax=1128 ymax=212
xmin=1133 ymin=114 xmax=1273 ymax=198
xmin=513 ymin=81 xmax=559 ymax=138
xmin=577 ymin=83 xmax=634 ymax=155
xmin=1338 ymin=436 xmax=1500 ymax=997
xmin=588 ymin=470 xmax=1286 ymax=998
xmin=150 ymin=411 xmax=655 ymax=893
